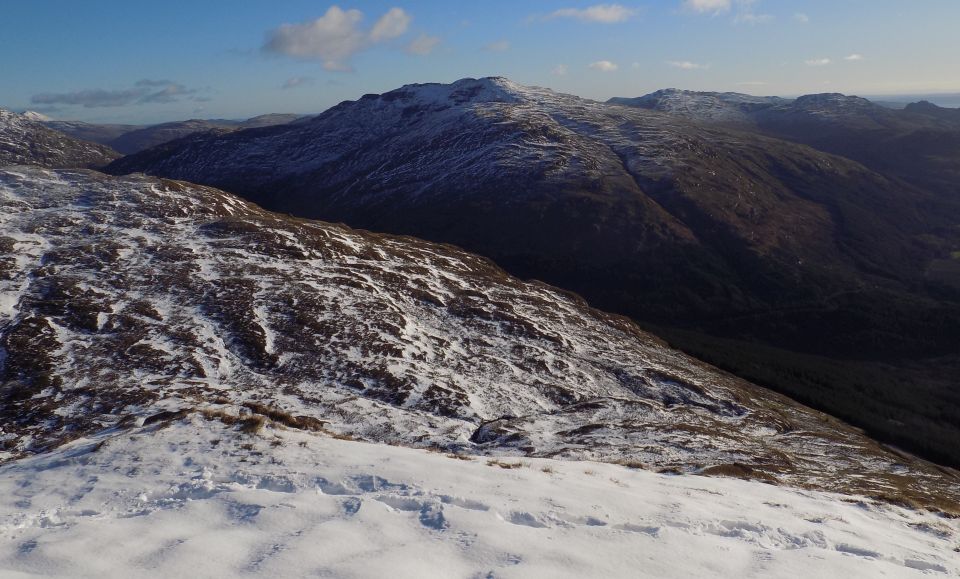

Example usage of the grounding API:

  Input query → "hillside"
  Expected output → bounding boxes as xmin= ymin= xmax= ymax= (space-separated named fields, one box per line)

xmin=0 ymin=109 xmax=118 ymax=168
xmin=2 ymin=166 xmax=958 ymax=512
xmin=46 ymin=114 xmax=304 ymax=154
xmin=104 ymin=77 xmax=960 ymax=466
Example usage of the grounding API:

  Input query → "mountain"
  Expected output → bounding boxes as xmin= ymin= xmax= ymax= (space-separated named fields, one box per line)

xmin=46 ymin=114 xmax=305 ymax=154
xmin=610 ymin=89 xmax=960 ymax=203
xmin=2 ymin=165 xmax=958 ymax=513
xmin=20 ymin=110 xmax=53 ymax=122
xmin=42 ymin=120 xmax=140 ymax=147
xmin=903 ymin=100 xmax=960 ymax=123
xmin=0 ymin=108 xmax=119 ymax=168
xmin=609 ymin=89 xmax=789 ymax=123
xmin=105 ymin=77 xmax=960 ymax=467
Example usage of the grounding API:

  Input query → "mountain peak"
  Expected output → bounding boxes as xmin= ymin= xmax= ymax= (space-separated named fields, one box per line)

xmin=21 ymin=110 xmax=53 ymax=122
xmin=358 ymin=76 xmax=542 ymax=109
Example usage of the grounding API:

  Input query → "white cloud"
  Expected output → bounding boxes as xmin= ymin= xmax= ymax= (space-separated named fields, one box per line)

xmin=406 ymin=34 xmax=441 ymax=55
xmin=684 ymin=0 xmax=770 ymax=23
xmin=844 ymin=53 xmax=864 ymax=61
xmin=263 ymin=6 xmax=413 ymax=71
xmin=668 ymin=60 xmax=709 ymax=70
xmin=552 ymin=64 xmax=569 ymax=76
xmin=736 ymin=80 xmax=767 ymax=86
xmin=549 ymin=4 xmax=637 ymax=23
xmin=794 ymin=12 xmax=810 ymax=23
xmin=369 ymin=7 xmax=411 ymax=42
xmin=735 ymin=12 xmax=772 ymax=24
xmin=733 ymin=0 xmax=772 ymax=24
xmin=484 ymin=40 xmax=511 ymax=52
xmin=682 ymin=0 xmax=731 ymax=14
xmin=589 ymin=60 xmax=619 ymax=72
xmin=805 ymin=58 xmax=832 ymax=67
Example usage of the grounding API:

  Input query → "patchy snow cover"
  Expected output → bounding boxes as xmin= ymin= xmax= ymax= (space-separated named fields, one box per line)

xmin=20 ymin=111 xmax=53 ymax=123
xmin=0 ymin=109 xmax=117 ymax=168
xmin=0 ymin=417 xmax=956 ymax=579
xmin=1 ymin=166 xmax=958 ymax=513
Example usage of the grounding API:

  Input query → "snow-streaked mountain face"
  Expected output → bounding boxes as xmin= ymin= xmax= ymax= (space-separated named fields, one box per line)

xmin=20 ymin=111 xmax=53 ymax=122
xmin=0 ymin=109 xmax=118 ymax=169
xmin=1 ymin=166 xmax=958 ymax=512
xmin=104 ymin=76 xmax=938 ymax=309
xmin=1 ymin=418 xmax=956 ymax=579
xmin=103 ymin=77 xmax=960 ymax=470
xmin=610 ymin=88 xmax=960 ymax=199
xmin=609 ymin=88 xmax=914 ymax=129
xmin=608 ymin=89 xmax=789 ymax=123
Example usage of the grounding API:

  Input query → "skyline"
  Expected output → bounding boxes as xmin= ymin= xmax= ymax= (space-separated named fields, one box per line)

xmin=3 ymin=0 xmax=959 ymax=123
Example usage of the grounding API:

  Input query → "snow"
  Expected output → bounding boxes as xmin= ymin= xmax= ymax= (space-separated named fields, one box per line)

xmin=20 ymin=111 xmax=54 ymax=123
xmin=0 ymin=417 xmax=955 ymax=579
xmin=1 ymin=166 xmax=958 ymax=577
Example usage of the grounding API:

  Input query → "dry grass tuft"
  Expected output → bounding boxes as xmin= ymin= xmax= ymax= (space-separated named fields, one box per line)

xmin=487 ymin=459 xmax=527 ymax=469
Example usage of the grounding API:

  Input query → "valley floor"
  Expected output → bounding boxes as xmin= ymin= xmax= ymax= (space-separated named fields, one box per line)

xmin=0 ymin=417 xmax=956 ymax=578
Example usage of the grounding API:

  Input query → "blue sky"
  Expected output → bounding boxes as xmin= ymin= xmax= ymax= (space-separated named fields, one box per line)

xmin=2 ymin=0 xmax=958 ymax=123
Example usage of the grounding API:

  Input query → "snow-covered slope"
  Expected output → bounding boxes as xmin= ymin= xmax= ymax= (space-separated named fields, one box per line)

xmin=0 ymin=109 xmax=118 ymax=168
xmin=0 ymin=418 xmax=955 ymax=579
xmin=1 ymin=166 xmax=958 ymax=513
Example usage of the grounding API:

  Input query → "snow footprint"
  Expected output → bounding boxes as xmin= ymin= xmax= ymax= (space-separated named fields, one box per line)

xmin=614 ymin=523 xmax=660 ymax=536
xmin=375 ymin=495 xmax=448 ymax=530
xmin=504 ymin=511 xmax=549 ymax=529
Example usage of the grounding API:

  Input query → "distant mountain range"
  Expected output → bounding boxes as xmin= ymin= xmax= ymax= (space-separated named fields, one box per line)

xmin=610 ymin=89 xmax=960 ymax=203
xmin=44 ymin=113 xmax=305 ymax=154
xmin=104 ymin=77 xmax=960 ymax=466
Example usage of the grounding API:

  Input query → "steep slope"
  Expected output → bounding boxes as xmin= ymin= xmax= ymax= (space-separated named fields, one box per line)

xmin=1 ymin=166 xmax=958 ymax=511
xmin=0 ymin=108 xmax=118 ymax=168
xmin=105 ymin=77 xmax=960 ymax=465
xmin=46 ymin=114 xmax=304 ymax=154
